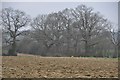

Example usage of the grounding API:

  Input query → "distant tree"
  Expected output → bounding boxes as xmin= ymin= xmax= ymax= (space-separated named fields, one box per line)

xmin=1 ymin=8 xmax=31 ymax=56
xmin=45 ymin=12 xmax=67 ymax=54
xmin=31 ymin=14 xmax=54 ymax=54
xmin=72 ymin=5 xmax=109 ymax=56
xmin=110 ymin=30 xmax=118 ymax=57
xmin=107 ymin=23 xmax=118 ymax=57
xmin=61 ymin=8 xmax=74 ymax=54
xmin=31 ymin=13 xmax=66 ymax=55
xmin=118 ymin=28 xmax=120 ymax=58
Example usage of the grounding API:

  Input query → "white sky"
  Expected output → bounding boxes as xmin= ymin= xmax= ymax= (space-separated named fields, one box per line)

xmin=1 ymin=2 xmax=118 ymax=26
xmin=1 ymin=0 xmax=119 ymax=2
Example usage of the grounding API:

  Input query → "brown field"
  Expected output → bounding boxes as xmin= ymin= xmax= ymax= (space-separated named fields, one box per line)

xmin=2 ymin=54 xmax=118 ymax=78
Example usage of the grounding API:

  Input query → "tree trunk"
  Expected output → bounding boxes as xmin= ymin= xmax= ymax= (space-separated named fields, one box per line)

xmin=85 ymin=41 xmax=90 ymax=57
xmin=8 ymin=38 xmax=17 ymax=56
xmin=74 ymin=39 xmax=78 ymax=56
xmin=56 ymin=43 xmax=60 ymax=53
xmin=74 ymin=45 xmax=77 ymax=55
xmin=66 ymin=40 xmax=70 ymax=55
xmin=43 ymin=43 xmax=54 ymax=56
xmin=113 ymin=45 xmax=118 ymax=58
xmin=42 ymin=45 xmax=50 ymax=56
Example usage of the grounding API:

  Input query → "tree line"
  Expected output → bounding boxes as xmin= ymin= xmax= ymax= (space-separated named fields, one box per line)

xmin=1 ymin=5 xmax=118 ymax=57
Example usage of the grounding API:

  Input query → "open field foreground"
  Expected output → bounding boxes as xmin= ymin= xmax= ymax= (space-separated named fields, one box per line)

xmin=2 ymin=55 xmax=118 ymax=78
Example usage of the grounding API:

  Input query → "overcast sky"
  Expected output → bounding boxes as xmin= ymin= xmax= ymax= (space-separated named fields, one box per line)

xmin=2 ymin=2 xmax=118 ymax=26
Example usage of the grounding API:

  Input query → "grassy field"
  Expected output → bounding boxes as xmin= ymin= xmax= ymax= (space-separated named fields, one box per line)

xmin=2 ymin=54 xmax=118 ymax=78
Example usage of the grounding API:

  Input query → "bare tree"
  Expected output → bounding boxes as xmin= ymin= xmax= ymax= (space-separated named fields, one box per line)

xmin=31 ymin=12 xmax=67 ymax=55
xmin=46 ymin=12 xmax=68 ymax=54
xmin=72 ymin=5 xmax=109 ymax=56
xmin=61 ymin=8 xmax=74 ymax=54
xmin=1 ymin=8 xmax=31 ymax=56
xmin=106 ymin=23 xmax=118 ymax=57
xmin=31 ymin=14 xmax=55 ymax=54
